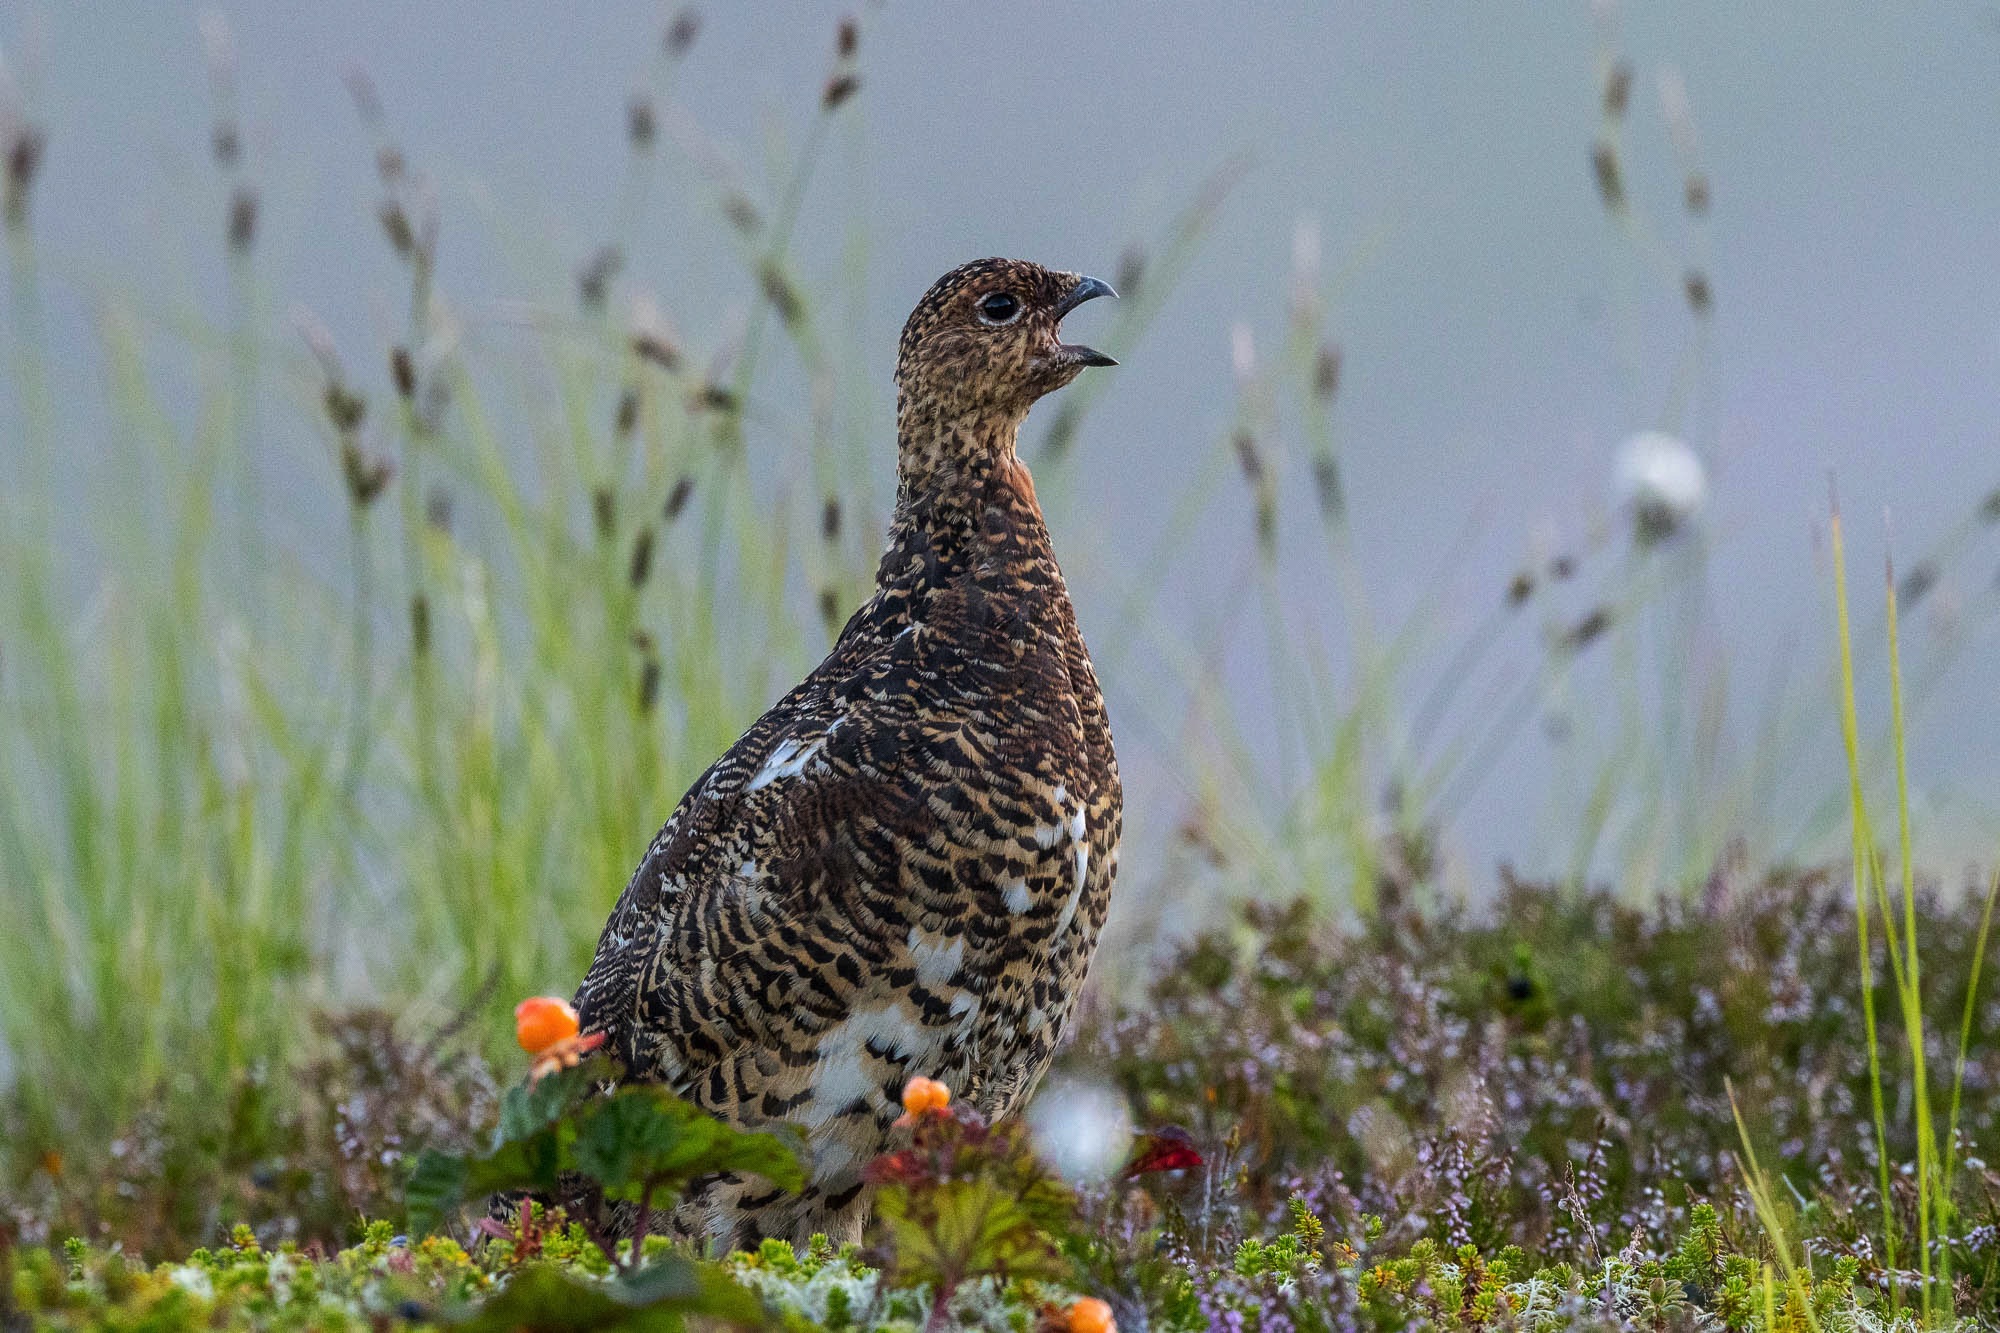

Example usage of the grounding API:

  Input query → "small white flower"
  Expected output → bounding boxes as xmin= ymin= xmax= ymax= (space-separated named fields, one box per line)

xmin=1612 ymin=431 xmax=1706 ymax=543
xmin=1027 ymin=1077 xmax=1134 ymax=1184
xmin=1230 ymin=323 xmax=1257 ymax=387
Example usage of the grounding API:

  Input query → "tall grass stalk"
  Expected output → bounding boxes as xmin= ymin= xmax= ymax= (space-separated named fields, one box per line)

xmin=1727 ymin=1078 xmax=1819 ymax=1333
xmin=1827 ymin=500 xmax=1997 ymax=1324
xmin=1830 ymin=502 xmax=1900 ymax=1302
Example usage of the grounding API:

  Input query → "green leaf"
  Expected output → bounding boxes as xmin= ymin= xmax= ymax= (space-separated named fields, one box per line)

xmin=445 ymin=1261 xmax=769 ymax=1331
xmin=571 ymin=1085 xmax=806 ymax=1201
xmin=876 ymin=1177 xmax=1070 ymax=1290
xmin=407 ymin=1112 xmax=579 ymax=1235
xmin=405 ymin=1149 xmax=473 ymax=1238
xmin=495 ymin=1056 xmax=611 ymax=1149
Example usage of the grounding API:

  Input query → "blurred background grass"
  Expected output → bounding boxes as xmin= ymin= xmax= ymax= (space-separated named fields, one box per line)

xmin=3 ymin=1 xmax=1999 ymax=1259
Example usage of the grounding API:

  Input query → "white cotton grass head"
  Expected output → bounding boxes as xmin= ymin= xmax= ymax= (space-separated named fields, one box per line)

xmin=1613 ymin=430 xmax=1706 ymax=545
xmin=1026 ymin=1076 xmax=1134 ymax=1184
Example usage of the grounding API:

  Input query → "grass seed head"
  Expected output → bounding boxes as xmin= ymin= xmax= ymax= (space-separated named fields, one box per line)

xmin=227 ymin=188 xmax=258 ymax=254
xmin=1313 ymin=342 xmax=1342 ymax=402
xmin=627 ymin=96 xmax=656 ymax=151
xmin=821 ymin=73 xmax=860 ymax=113
xmin=390 ymin=346 xmax=416 ymax=400
xmin=1590 ymin=139 xmax=1626 ymax=213
xmin=1685 ymin=172 xmax=1711 ymax=215
xmin=1602 ymin=60 xmax=1633 ymax=119
xmin=665 ymin=9 xmax=701 ymax=59
xmin=1684 ymin=269 xmax=1712 ymax=315
xmin=4 ymin=122 xmax=45 ymax=229
xmin=578 ymin=245 xmax=623 ymax=311
xmin=628 ymin=528 xmax=655 ymax=589
xmin=663 ymin=476 xmax=695 ymax=522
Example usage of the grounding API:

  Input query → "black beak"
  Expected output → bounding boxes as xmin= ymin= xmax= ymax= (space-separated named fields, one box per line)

xmin=1055 ymin=275 xmax=1118 ymax=367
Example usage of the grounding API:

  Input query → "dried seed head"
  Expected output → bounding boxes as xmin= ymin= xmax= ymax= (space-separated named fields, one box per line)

xmin=633 ymin=332 xmax=680 ymax=372
xmin=665 ymin=9 xmax=701 ymax=59
xmin=426 ymin=488 xmax=453 ymax=533
xmin=343 ymin=67 xmax=384 ymax=126
xmin=1506 ymin=570 xmax=1535 ymax=607
xmin=1559 ymin=606 xmax=1612 ymax=653
xmin=759 ymin=261 xmax=803 ymax=327
xmin=380 ymin=201 xmax=414 ymax=256
xmin=5 ymin=123 xmax=45 ymax=230
xmin=1549 ymin=554 xmax=1576 ymax=581
xmin=1232 ymin=429 xmax=1264 ymax=485
xmin=1590 ymin=140 xmax=1625 ymax=212
xmin=1313 ymin=343 xmax=1343 ymax=403
xmin=821 ymin=73 xmax=860 ymax=112
xmin=227 ymin=188 xmax=258 ymax=254
xmin=1311 ymin=452 xmax=1344 ymax=521
xmin=614 ymin=386 xmax=639 ymax=437
xmin=1114 ymin=244 xmax=1146 ymax=301
xmin=818 ymin=586 xmax=841 ymax=629
xmin=410 ymin=593 xmax=431 ymax=656
xmin=821 ymin=496 xmax=842 ymax=542
xmin=1898 ymin=560 xmax=1938 ymax=609
xmin=1683 ymin=269 xmax=1712 ymax=316
xmin=1981 ymin=488 xmax=2000 ymax=523
xmin=324 ymin=384 xmax=367 ymax=434
xmin=663 ymin=475 xmax=695 ymax=521
xmin=693 ymin=383 xmax=739 ymax=414
xmin=212 ymin=123 xmax=241 ymax=168
xmin=836 ymin=16 xmax=859 ymax=59
xmin=629 ymin=295 xmax=683 ymax=372
xmin=592 ymin=487 xmax=616 ymax=539
xmin=722 ymin=191 xmax=761 ymax=235
xmin=637 ymin=655 xmax=661 ymax=714
xmin=339 ymin=439 xmax=393 ymax=507
xmin=375 ymin=144 xmax=404 ymax=183
xmin=1684 ymin=172 xmax=1710 ymax=216
xmin=578 ymin=245 xmax=623 ymax=311
xmin=1602 ymin=60 xmax=1633 ymax=119
xmin=627 ymin=96 xmax=656 ymax=151
xmin=628 ymin=527 xmax=655 ymax=588
xmin=391 ymin=346 xmax=416 ymax=400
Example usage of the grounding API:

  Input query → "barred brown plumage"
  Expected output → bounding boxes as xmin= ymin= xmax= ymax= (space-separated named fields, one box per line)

xmin=571 ymin=258 xmax=1123 ymax=1251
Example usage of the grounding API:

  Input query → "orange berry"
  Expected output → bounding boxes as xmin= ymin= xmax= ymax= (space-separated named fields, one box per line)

xmin=514 ymin=996 xmax=579 ymax=1055
xmin=900 ymin=1075 xmax=951 ymax=1116
xmin=1068 ymin=1297 xmax=1115 ymax=1333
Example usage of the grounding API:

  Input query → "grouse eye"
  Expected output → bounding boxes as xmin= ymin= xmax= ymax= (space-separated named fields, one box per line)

xmin=975 ymin=291 xmax=1022 ymax=326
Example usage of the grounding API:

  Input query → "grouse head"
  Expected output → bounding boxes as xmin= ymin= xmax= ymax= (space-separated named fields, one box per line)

xmin=895 ymin=258 xmax=1116 ymax=429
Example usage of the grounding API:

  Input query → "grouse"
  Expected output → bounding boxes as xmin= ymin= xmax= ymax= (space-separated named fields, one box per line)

xmin=573 ymin=258 xmax=1124 ymax=1251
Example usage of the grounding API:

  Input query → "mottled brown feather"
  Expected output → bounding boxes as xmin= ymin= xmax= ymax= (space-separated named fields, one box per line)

xmin=570 ymin=258 xmax=1122 ymax=1251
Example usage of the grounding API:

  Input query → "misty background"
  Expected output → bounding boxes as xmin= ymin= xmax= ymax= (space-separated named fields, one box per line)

xmin=6 ymin=1 xmax=2000 ymax=902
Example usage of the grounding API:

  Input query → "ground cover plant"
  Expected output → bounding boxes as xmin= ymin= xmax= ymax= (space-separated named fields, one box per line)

xmin=4 ymin=8 xmax=2000 ymax=1331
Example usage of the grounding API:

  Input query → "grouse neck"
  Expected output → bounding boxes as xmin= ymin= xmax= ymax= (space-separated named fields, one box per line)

xmin=889 ymin=410 xmax=1028 ymax=537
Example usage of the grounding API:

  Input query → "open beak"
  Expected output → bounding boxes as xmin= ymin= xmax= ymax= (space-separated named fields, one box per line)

xmin=1055 ymin=275 xmax=1118 ymax=367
